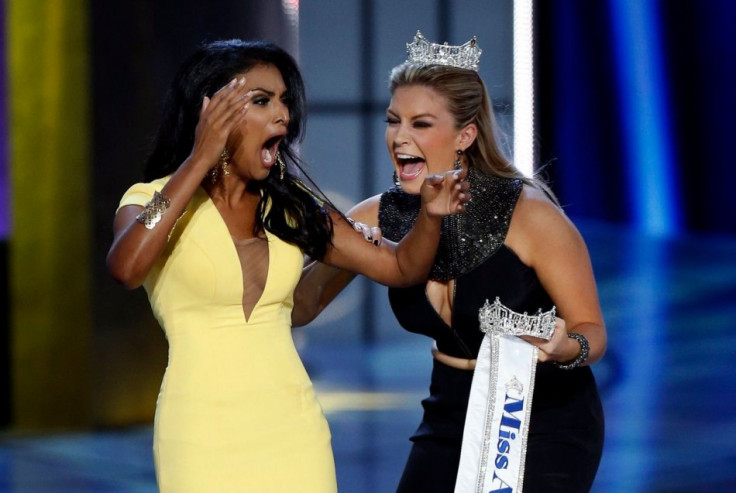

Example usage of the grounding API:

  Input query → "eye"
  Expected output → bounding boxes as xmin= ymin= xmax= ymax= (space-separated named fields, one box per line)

xmin=413 ymin=121 xmax=432 ymax=128
xmin=384 ymin=117 xmax=399 ymax=125
xmin=252 ymin=95 xmax=270 ymax=106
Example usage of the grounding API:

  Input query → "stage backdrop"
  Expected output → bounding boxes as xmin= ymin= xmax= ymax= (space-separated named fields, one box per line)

xmin=535 ymin=0 xmax=736 ymax=236
xmin=2 ymin=0 xmax=735 ymax=430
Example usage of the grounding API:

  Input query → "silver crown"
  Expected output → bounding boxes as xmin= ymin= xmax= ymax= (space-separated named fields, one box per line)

xmin=406 ymin=30 xmax=482 ymax=72
xmin=478 ymin=297 xmax=557 ymax=341
xmin=505 ymin=375 xmax=524 ymax=396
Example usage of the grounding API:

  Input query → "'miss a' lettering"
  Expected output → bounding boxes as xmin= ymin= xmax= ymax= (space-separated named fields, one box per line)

xmin=488 ymin=470 xmax=513 ymax=493
xmin=490 ymin=393 xmax=525 ymax=491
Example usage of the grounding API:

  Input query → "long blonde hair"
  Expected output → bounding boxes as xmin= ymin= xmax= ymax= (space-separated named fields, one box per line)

xmin=389 ymin=63 xmax=556 ymax=200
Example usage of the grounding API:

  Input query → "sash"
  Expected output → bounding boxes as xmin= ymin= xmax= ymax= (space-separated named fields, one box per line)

xmin=454 ymin=298 xmax=556 ymax=493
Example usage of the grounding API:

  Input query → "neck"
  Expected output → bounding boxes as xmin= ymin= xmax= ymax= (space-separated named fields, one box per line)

xmin=206 ymin=175 xmax=259 ymax=208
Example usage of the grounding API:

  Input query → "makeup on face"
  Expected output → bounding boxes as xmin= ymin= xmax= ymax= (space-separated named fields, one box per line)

xmin=385 ymin=85 xmax=462 ymax=193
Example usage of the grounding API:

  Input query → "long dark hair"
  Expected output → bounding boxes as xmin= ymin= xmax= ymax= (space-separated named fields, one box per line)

xmin=144 ymin=39 xmax=335 ymax=259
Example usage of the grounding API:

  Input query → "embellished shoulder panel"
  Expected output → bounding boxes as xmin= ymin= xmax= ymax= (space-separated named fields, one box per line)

xmin=378 ymin=170 xmax=523 ymax=281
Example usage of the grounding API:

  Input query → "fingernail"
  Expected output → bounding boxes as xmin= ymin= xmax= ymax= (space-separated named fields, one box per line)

xmin=373 ymin=240 xmax=379 ymax=246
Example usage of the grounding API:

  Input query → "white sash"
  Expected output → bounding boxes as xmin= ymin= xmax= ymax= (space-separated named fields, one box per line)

xmin=454 ymin=298 xmax=556 ymax=493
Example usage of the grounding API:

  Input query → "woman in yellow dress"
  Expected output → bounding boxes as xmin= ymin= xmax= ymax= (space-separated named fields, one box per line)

xmin=106 ymin=39 xmax=469 ymax=492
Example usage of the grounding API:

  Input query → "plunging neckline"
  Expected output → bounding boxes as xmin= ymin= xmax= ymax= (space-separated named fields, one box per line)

xmin=204 ymin=189 xmax=271 ymax=325
xmin=422 ymin=244 xmax=516 ymax=331
xmin=420 ymin=245 xmax=521 ymax=358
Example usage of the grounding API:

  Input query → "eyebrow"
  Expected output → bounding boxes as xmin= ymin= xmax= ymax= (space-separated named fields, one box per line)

xmin=411 ymin=113 xmax=437 ymax=120
xmin=250 ymin=87 xmax=276 ymax=96
xmin=386 ymin=109 xmax=438 ymax=120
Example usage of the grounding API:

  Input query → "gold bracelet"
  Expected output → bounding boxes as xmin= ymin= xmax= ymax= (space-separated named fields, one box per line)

xmin=135 ymin=191 xmax=171 ymax=230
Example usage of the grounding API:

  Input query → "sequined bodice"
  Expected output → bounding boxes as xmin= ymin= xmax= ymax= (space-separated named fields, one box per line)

xmin=378 ymin=171 xmax=553 ymax=358
xmin=379 ymin=169 xmax=522 ymax=281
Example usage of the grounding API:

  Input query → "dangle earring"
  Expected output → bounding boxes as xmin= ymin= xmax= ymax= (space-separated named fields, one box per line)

xmin=209 ymin=148 xmax=231 ymax=184
xmin=275 ymin=151 xmax=286 ymax=180
xmin=393 ymin=170 xmax=400 ymax=187
xmin=220 ymin=148 xmax=231 ymax=177
xmin=454 ymin=149 xmax=463 ymax=170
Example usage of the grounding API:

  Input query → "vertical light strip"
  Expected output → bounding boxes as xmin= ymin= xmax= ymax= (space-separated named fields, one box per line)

xmin=610 ymin=1 xmax=680 ymax=236
xmin=513 ymin=0 xmax=534 ymax=177
xmin=9 ymin=0 xmax=92 ymax=428
xmin=281 ymin=0 xmax=300 ymax=56
xmin=0 ymin=1 xmax=8 ymax=238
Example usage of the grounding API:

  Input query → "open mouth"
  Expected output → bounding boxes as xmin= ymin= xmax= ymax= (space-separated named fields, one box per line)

xmin=261 ymin=135 xmax=284 ymax=167
xmin=396 ymin=153 xmax=426 ymax=180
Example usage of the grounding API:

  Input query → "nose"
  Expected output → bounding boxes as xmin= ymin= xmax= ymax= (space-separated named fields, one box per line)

xmin=274 ymin=101 xmax=289 ymax=126
xmin=392 ymin=123 xmax=410 ymax=148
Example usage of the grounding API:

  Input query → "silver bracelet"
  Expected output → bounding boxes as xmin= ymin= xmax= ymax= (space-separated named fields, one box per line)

xmin=553 ymin=332 xmax=589 ymax=370
xmin=135 ymin=191 xmax=171 ymax=230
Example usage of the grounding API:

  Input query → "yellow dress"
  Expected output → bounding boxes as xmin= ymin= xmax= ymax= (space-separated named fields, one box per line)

xmin=119 ymin=178 xmax=337 ymax=492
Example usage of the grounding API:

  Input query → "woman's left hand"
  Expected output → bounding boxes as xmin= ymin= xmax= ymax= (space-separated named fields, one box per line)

xmin=347 ymin=218 xmax=383 ymax=246
xmin=419 ymin=168 xmax=471 ymax=217
xmin=520 ymin=317 xmax=575 ymax=363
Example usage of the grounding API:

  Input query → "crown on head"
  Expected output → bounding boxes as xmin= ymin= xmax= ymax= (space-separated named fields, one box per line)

xmin=478 ymin=297 xmax=557 ymax=341
xmin=405 ymin=30 xmax=482 ymax=72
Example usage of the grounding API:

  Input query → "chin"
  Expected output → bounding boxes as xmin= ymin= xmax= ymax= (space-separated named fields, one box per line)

xmin=399 ymin=180 xmax=423 ymax=195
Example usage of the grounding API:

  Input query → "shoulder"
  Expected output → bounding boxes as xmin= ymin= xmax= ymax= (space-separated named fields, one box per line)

xmin=513 ymin=185 xmax=568 ymax=228
xmin=117 ymin=176 xmax=171 ymax=212
xmin=346 ymin=194 xmax=382 ymax=225
xmin=507 ymin=185 xmax=584 ymax=266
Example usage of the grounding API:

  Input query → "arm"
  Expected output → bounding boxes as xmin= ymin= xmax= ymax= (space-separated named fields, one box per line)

xmin=107 ymin=78 xmax=252 ymax=289
xmin=291 ymin=198 xmax=380 ymax=327
xmin=291 ymin=259 xmax=357 ymax=327
xmin=292 ymin=169 xmax=469 ymax=326
xmin=508 ymin=186 xmax=607 ymax=365
xmin=321 ymin=169 xmax=467 ymax=286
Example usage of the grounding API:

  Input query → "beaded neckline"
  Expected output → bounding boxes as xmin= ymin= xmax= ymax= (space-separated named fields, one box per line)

xmin=378 ymin=169 xmax=522 ymax=281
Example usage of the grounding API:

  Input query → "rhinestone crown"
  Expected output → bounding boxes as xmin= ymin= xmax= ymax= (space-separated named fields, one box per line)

xmin=478 ymin=297 xmax=557 ymax=341
xmin=406 ymin=30 xmax=482 ymax=72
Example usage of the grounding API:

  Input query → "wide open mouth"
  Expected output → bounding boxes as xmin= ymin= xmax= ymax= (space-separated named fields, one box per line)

xmin=396 ymin=153 xmax=426 ymax=180
xmin=261 ymin=135 xmax=284 ymax=166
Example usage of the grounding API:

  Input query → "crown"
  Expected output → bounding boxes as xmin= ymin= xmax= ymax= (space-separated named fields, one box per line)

xmin=505 ymin=376 xmax=524 ymax=397
xmin=478 ymin=297 xmax=557 ymax=341
xmin=405 ymin=30 xmax=482 ymax=72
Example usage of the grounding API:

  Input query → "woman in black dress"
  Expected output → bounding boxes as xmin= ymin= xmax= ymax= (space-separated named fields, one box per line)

xmin=296 ymin=32 xmax=606 ymax=492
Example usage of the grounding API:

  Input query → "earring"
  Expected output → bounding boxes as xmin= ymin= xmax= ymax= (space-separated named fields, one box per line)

xmin=454 ymin=149 xmax=463 ymax=170
xmin=393 ymin=170 xmax=400 ymax=187
xmin=209 ymin=148 xmax=231 ymax=184
xmin=220 ymin=149 xmax=231 ymax=177
xmin=275 ymin=151 xmax=286 ymax=180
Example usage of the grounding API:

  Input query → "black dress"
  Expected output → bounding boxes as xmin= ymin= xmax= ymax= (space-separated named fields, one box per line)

xmin=378 ymin=171 xmax=604 ymax=493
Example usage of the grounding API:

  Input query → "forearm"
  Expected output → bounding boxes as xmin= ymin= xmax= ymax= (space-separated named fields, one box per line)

xmin=392 ymin=206 xmax=442 ymax=285
xmin=292 ymin=260 xmax=357 ymax=327
xmin=565 ymin=321 xmax=607 ymax=365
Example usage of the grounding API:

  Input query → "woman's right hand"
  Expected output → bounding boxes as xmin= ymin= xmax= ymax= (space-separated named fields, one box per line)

xmin=108 ymin=78 xmax=254 ymax=290
xmin=190 ymin=77 xmax=253 ymax=171
xmin=419 ymin=168 xmax=470 ymax=217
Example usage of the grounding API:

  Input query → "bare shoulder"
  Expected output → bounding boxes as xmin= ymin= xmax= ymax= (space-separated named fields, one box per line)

xmin=513 ymin=185 xmax=570 ymax=228
xmin=507 ymin=185 xmax=585 ymax=266
xmin=345 ymin=194 xmax=381 ymax=225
